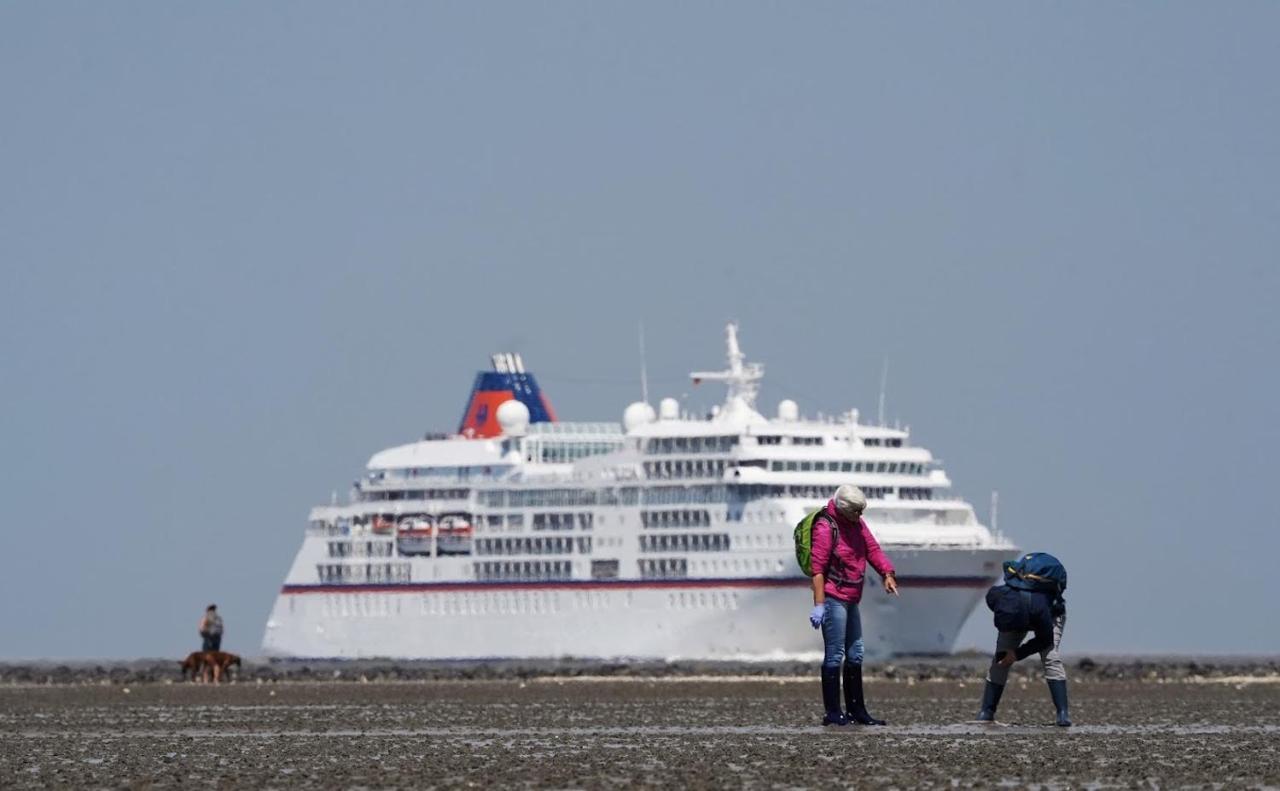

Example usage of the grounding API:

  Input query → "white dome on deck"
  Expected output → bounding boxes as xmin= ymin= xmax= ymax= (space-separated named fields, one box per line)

xmin=623 ymin=402 xmax=657 ymax=432
xmin=658 ymin=398 xmax=680 ymax=421
xmin=778 ymin=399 xmax=799 ymax=421
xmin=496 ymin=399 xmax=530 ymax=436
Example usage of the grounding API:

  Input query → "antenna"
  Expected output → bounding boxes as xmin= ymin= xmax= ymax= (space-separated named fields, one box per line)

xmin=990 ymin=490 xmax=999 ymax=535
xmin=688 ymin=322 xmax=764 ymax=411
xmin=639 ymin=321 xmax=650 ymax=405
xmin=877 ymin=357 xmax=889 ymax=427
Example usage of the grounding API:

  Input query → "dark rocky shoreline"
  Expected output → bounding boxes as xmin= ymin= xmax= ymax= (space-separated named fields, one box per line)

xmin=3 ymin=655 xmax=1276 ymax=685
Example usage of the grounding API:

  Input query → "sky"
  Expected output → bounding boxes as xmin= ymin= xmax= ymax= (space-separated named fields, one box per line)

xmin=1 ymin=3 xmax=1277 ymax=659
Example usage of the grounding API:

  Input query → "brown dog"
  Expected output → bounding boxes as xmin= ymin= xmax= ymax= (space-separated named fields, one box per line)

xmin=179 ymin=650 xmax=241 ymax=683
xmin=180 ymin=651 xmax=207 ymax=681
xmin=202 ymin=651 xmax=241 ymax=683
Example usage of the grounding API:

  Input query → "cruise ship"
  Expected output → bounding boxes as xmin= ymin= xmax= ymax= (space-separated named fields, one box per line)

xmin=262 ymin=325 xmax=1014 ymax=660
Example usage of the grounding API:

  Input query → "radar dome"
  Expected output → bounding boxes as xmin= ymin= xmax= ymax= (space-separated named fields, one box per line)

xmin=659 ymin=397 xmax=680 ymax=421
xmin=496 ymin=399 xmax=531 ymax=436
xmin=623 ymin=401 xmax=657 ymax=432
xmin=778 ymin=399 xmax=799 ymax=421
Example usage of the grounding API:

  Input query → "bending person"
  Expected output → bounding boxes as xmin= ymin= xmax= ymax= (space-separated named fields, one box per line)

xmin=977 ymin=552 xmax=1070 ymax=727
xmin=808 ymin=485 xmax=899 ymax=726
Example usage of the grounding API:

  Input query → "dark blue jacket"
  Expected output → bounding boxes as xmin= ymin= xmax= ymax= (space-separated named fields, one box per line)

xmin=985 ymin=585 xmax=1061 ymax=659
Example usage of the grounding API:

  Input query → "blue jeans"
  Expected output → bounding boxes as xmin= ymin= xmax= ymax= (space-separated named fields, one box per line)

xmin=821 ymin=598 xmax=864 ymax=668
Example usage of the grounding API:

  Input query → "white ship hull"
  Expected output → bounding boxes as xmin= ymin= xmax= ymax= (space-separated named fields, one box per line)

xmin=262 ymin=547 xmax=1006 ymax=660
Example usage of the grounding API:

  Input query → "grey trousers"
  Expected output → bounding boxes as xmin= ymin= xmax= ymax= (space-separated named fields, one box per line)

xmin=986 ymin=614 xmax=1066 ymax=684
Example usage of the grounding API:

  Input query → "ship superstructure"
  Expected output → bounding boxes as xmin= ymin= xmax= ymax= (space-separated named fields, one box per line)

xmin=263 ymin=325 xmax=1014 ymax=659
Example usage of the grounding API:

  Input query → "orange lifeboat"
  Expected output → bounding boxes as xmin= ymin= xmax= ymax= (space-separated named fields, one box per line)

xmin=395 ymin=516 xmax=435 ymax=556
xmin=435 ymin=514 xmax=474 ymax=556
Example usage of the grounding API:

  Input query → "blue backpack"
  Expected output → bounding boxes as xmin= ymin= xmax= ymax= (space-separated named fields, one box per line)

xmin=1002 ymin=552 xmax=1067 ymax=598
xmin=986 ymin=552 xmax=1068 ymax=631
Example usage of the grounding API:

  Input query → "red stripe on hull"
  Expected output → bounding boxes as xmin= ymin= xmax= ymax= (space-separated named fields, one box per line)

xmin=281 ymin=576 xmax=993 ymax=595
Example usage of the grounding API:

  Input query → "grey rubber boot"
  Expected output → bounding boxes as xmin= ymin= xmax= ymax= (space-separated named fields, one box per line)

xmin=821 ymin=666 xmax=848 ymax=726
xmin=1047 ymin=679 xmax=1072 ymax=727
xmin=976 ymin=681 xmax=1005 ymax=722
xmin=843 ymin=664 xmax=887 ymax=726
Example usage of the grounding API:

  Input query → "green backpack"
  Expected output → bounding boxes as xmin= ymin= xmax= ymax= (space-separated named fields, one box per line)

xmin=793 ymin=508 xmax=837 ymax=576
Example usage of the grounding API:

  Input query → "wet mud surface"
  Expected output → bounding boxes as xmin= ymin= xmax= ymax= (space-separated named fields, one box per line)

xmin=3 ymin=674 xmax=1278 ymax=788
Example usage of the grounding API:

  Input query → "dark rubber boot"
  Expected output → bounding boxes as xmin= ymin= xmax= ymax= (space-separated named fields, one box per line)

xmin=976 ymin=681 xmax=1005 ymax=722
xmin=1047 ymin=679 xmax=1072 ymax=727
xmin=843 ymin=664 xmax=887 ymax=726
xmin=821 ymin=666 xmax=848 ymax=726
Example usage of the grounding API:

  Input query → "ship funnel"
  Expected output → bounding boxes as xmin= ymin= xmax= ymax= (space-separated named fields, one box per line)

xmin=458 ymin=354 xmax=556 ymax=438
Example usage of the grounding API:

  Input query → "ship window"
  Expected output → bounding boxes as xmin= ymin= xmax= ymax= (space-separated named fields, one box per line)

xmin=888 ymin=463 xmax=898 ymax=473
xmin=876 ymin=462 xmax=887 ymax=473
xmin=640 ymin=557 xmax=688 ymax=579
xmin=800 ymin=462 xmax=811 ymax=472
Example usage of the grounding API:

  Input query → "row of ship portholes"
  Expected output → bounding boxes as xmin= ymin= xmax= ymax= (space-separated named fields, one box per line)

xmin=419 ymin=591 xmax=564 ymax=617
xmin=316 ymin=588 xmax=762 ymax=619
xmin=320 ymin=593 xmax=402 ymax=619
xmin=688 ymin=557 xmax=785 ymax=575
xmin=666 ymin=591 xmax=740 ymax=611
xmin=319 ymin=591 xmax=579 ymax=618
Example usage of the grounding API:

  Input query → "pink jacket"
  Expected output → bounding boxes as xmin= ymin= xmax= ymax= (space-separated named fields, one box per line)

xmin=809 ymin=500 xmax=895 ymax=603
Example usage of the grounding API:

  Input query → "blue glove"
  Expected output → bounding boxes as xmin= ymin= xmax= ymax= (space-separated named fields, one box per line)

xmin=809 ymin=604 xmax=825 ymax=629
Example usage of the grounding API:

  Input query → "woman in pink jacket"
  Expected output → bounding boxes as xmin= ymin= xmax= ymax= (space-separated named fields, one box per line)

xmin=808 ymin=484 xmax=899 ymax=726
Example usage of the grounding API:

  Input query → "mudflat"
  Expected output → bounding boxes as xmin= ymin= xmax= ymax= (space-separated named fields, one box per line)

xmin=2 ymin=675 xmax=1277 ymax=788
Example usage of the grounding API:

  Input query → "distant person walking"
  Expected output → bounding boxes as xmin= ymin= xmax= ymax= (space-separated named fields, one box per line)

xmin=198 ymin=604 xmax=223 ymax=652
xmin=976 ymin=552 xmax=1071 ymax=726
xmin=808 ymin=485 xmax=899 ymax=726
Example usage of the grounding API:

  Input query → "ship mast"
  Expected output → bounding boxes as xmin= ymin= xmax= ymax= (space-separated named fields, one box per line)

xmin=690 ymin=322 xmax=765 ymax=417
